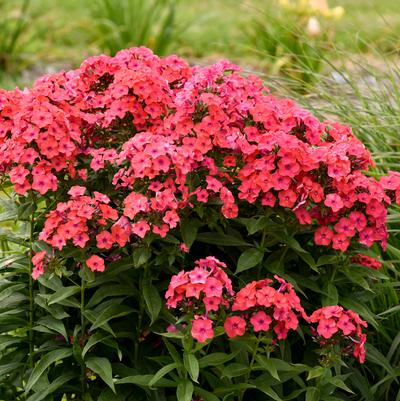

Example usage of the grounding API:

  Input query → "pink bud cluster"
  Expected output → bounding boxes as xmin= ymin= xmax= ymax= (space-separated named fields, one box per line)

xmin=351 ymin=254 xmax=382 ymax=270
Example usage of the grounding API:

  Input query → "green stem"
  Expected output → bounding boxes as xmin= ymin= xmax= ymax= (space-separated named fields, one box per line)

xmin=28 ymin=194 xmax=35 ymax=369
xmin=239 ymin=336 xmax=261 ymax=401
xmin=135 ymin=267 xmax=147 ymax=366
xmin=257 ymin=227 xmax=268 ymax=280
xmin=80 ymin=275 xmax=86 ymax=397
xmin=330 ymin=256 xmax=340 ymax=283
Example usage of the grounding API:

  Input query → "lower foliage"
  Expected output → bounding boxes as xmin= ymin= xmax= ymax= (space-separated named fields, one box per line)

xmin=0 ymin=195 xmax=398 ymax=401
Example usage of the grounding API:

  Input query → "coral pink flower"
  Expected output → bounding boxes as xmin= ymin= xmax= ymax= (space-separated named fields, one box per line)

xmin=67 ymin=186 xmax=86 ymax=197
xmin=96 ymin=231 xmax=113 ymax=249
xmin=314 ymin=226 xmax=333 ymax=246
xmin=191 ymin=317 xmax=214 ymax=343
xmin=224 ymin=316 xmax=246 ymax=338
xmin=203 ymin=296 xmax=220 ymax=312
xmin=132 ymin=220 xmax=150 ymax=238
xmin=353 ymin=333 xmax=367 ymax=363
xmin=317 ymin=318 xmax=338 ymax=339
xmin=324 ymin=194 xmax=344 ymax=212
xmin=204 ymin=277 xmax=223 ymax=298
xmin=337 ymin=314 xmax=356 ymax=335
xmin=332 ymin=234 xmax=350 ymax=252
xmin=250 ymin=311 xmax=272 ymax=332
xmin=179 ymin=243 xmax=189 ymax=253
xmin=86 ymin=255 xmax=105 ymax=272
xmin=189 ymin=267 xmax=209 ymax=284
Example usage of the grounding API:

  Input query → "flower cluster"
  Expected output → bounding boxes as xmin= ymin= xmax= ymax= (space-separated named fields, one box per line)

xmin=309 ymin=306 xmax=368 ymax=363
xmin=166 ymin=257 xmax=368 ymax=363
xmin=165 ymin=256 xmax=234 ymax=311
xmin=38 ymin=187 xmax=128 ymax=269
xmin=0 ymin=47 xmax=399 ymax=277
xmin=165 ymin=256 xmax=234 ymax=343
xmin=351 ymin=254 xmax=382 ymax=270
xmin=229 ymin=276 xmax=308 ymax=340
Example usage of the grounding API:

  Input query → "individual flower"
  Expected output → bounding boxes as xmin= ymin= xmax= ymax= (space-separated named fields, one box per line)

xmin=86 ymin=255 xmax=105 ymax=272
xmin=191 ymin=317 xmax=214 ymax=343
xmin=250 ymin=311 xmax=272 ymax=332
xmin=224 ymin=316 xmax=246 ymax=338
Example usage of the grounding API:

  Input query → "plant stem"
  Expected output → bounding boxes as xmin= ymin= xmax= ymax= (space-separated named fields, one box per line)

xmin=239 ymin=336 xmax=261 ymax=401
xmin=28 ymin=194 xmax=35 ymax=369
xmin=80 ymin=274 xmax=86 ymax=397
xmin=135 ymin=267 xmax=146 ymax=366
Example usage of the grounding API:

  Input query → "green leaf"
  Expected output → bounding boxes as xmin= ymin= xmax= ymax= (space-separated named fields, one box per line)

xmin=163 ymin=339 xmax=183 ymax=365
xmin=86 ymin=284 xmax=134 ymax=309
xmin=194 ymin=387 xmax=220 ymax=401
xmin=236 ymin=248 xmax=264 ymax=273
xmin=35 ymin=295 xmax=70 ymax=320
xmin=327 ymin=377 xmax=354 ymax=393
xmin=116 ymin=374 xmax=176 ymax=388
xmin=306 ymin=387 xmax=320 ymax=401
xmin=86 ymin=356 xmax=115 ymax=393
xmin=378 ymin=304 xmax=400 ymax=316
xmin=343 ymin=270 xmax=371 ymax=291
xmin=47 ymin=286 xmax=80 ymax=305
xmin=214 ymin=383 xmax=256 ymax=395
xmin=273 ymin=233 xmax=317 ymax=271
xmin=133 ymin=247 xmax=151 ymax=268
xmin=26 ymin=372 xmax=76 ymax=401
xmin=0 ymin=362 xmax=23 ymax=377
xmin=255 ymin=383 xmax=283 ymax=401
xmin=255 ymin=355 xmax=280 ymax=381
xmin=365 ymin=344 xmax=397 ymax=377
xmin=35 ymin=316 xmax=68 ymax=340
xmin=220 ymin=363 xmax=248 ymax=379
xmin=82 ymin=332 xmax=112 ymax=359
xmin=196 ymin=232 xmax=250 ymax=247
xmin=183 ymin=353 xmax=199 ymax=383
xmin=143 ymin=280 xmax=162 ymax=325
xmin=98 ymin=389 xmax=125 ymax=401
xmin=285 ymin=389 xmax=307 ymax=400
xmin=181 ymin=218 xmax=199 ymax=248
xmin=148 ymin=362 xmax=178 ymax=388
xmin=177 ymin=380 xmax=194 ymax=401
xmin=198 ymin=352 xmax=238 ymax=368
xmin=25 ymin=348 xmax=73 ymax=392
xmin=307 ymin=366 xmax=326 ymax=380
xmin=316 ymin=255 xmax=338 ymax=266
xmin=322 ymin=283 xmax=338 ymax=306
xmin=89 ymin=304 xmax=134 ymax=332
xmin=243 ymin=216 xmax=269 ymax=235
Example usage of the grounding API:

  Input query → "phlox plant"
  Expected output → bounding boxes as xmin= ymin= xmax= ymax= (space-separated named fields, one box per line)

xmin=0 ymin=47 xmax=399 ymax=400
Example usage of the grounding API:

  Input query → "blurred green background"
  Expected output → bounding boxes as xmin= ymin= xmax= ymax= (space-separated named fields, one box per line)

xmin=1 ymin=0 xmax=399 ymax=89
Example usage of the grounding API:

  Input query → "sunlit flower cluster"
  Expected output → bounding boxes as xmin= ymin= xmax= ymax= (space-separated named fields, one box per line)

xmin=1 ymin=47 xmax=398 ymax=276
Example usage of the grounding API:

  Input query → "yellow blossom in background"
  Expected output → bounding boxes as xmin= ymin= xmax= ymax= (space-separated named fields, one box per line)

xmin=278 ymin=0 xmax=344 ymax=19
